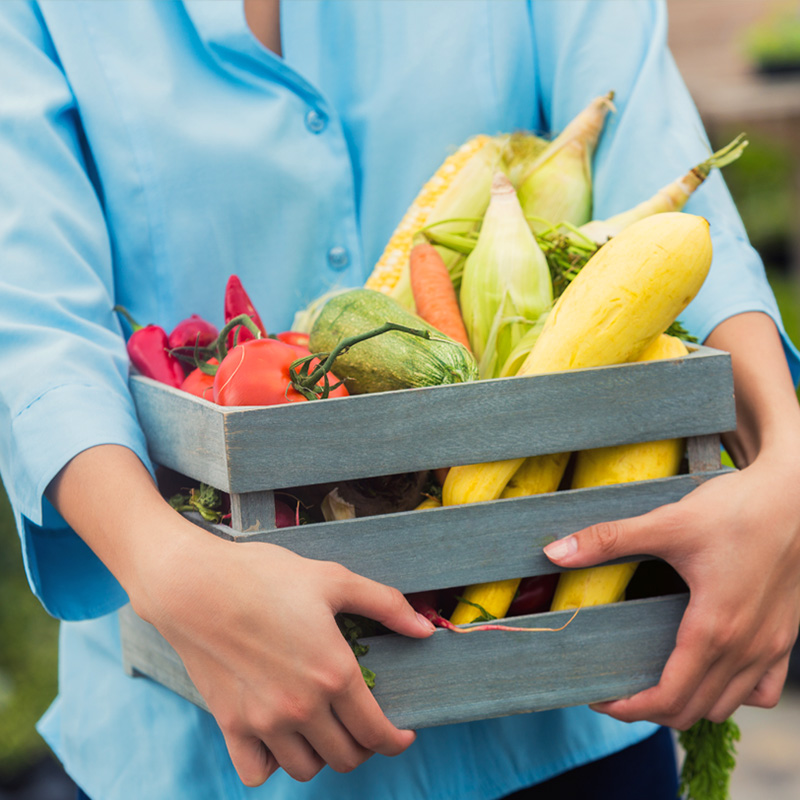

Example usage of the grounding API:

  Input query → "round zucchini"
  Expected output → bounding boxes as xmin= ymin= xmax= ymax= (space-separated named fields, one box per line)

xmin=309 ymin=289 xmax=478 ymax=394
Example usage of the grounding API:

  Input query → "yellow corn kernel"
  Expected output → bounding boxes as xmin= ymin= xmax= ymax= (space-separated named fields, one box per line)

xmin=365 ymin=135 xmax=498 ymax=307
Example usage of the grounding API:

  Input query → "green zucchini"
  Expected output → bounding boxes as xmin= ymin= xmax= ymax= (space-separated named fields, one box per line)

xmin=309 ymin=289 xmax=479 ymax=394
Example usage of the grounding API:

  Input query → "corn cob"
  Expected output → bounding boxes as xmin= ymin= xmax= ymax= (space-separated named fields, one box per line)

xmin=366 ymin=135 xmax=500 ymax=308
xmin=517 ymin=92 xmax=615 ymax=233
xmin=550 ymin=334 xmax=690 ymax=611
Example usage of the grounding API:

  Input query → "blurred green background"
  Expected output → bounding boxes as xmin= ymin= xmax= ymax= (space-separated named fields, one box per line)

xmin=0 ymin=488 xmax=59 ymax=779
xmin=0 ymin=130 xmax=798 ymax=783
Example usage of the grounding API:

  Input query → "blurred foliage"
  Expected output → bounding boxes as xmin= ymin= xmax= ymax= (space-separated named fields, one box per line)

xmin=718 ymin=129 xmax=795 ymax=269
xmin=0 ymin=486 xmax=59 ymax=778
xmin=744 ymin=1 xmax=800 ymax=71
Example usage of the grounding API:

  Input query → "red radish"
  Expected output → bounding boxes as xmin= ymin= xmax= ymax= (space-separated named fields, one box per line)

xmin=275 ymin=498 xmax=299 ymax=528
xmin=168 ymin=314 xmax=219 ymax=351
xmin=507 ymin=574 xmax=559 ymax=617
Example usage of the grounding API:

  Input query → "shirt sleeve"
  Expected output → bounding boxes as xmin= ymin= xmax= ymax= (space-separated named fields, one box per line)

xmin=0 ymin=2 xmax=154 ymax=620
xmin=530 ymin=0 xmax=800 ymax=384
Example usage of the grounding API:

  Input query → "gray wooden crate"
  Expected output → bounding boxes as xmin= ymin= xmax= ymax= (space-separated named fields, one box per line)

xmin=120 ymin=345 xmax=735 ymax=729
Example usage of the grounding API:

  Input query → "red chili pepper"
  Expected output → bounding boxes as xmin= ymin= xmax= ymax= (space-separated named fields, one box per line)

xmin=224 ymin=275 xmax=267 ymax=348
xmin=168 ymin=314 xmax=219 ymax=351
xmin=115 ymin=306 xmax=185 ymax=388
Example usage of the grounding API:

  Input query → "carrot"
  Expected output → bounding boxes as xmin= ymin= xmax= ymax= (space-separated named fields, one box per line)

xmin=409 ymin=242 xmax=472 ymax=351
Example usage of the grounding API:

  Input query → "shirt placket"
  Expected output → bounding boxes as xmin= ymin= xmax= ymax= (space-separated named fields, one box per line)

xmin=182 ymin=0 xmax=365 ymax=284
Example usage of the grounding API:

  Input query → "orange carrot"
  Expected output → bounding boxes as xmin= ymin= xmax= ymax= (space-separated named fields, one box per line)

xmin=409 ymin=242 xmax=472 ymax=351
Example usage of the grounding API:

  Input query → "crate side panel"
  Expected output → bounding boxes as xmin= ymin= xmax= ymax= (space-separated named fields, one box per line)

xmin=119 ymin=605 xmax=208 ymax=710
xmin=130 ymin=378 xmax=230 ymax=490
xmin=363 ymin=595 xmax=688 ymax=729
xmin=229 ymin=472 xmax=724 ymax=593
xmin=222 ymin=349 xmax=734 ymax=492
xmin=118 ymin=596 xmax=687 ymax=728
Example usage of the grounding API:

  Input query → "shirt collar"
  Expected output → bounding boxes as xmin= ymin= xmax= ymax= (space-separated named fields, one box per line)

xmin=181 ymin=0 xmax=325 ymax=109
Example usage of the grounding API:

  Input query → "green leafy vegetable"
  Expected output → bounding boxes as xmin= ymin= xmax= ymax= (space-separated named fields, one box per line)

xmin=168 ymin=482 xmax=224 ymax=522
xmin=453 ymin=597 xmax=497 ymax=622
xmin=665 ymin=319 xmax=698 ymax=344
xmin=678 ymin=717 xmax=740 ymax=800
xmin=337 ymin=615 xmax=378 ymax=690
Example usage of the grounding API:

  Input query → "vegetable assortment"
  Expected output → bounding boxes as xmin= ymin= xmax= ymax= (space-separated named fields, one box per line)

xmin=115 ymin=275 xmax=350 ymax=407
xmin=119 ymin=95 xmax=749 ymax=799
xmin=357 ymin=95 xmax=743 ymax=798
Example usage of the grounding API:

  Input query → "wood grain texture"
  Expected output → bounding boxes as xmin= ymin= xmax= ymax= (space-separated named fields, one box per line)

xmin=131 ymin=346 xmax=735 ymax=493
xmin=118 ymin=594 xmax=688 ymax=728
xmin=205 ymin=470 xmax=726 ymax=593
xmin=687 ymin=434 xmax=723 ymax=472
xmin=130 ymin=378 xmax=230 ymax=489
xmin=230 ymin=490 xmax=276 ymax=532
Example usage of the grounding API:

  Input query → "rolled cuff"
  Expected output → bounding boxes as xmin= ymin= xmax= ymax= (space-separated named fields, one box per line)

xmin=10 ymin=382 xmax=154 ymax=620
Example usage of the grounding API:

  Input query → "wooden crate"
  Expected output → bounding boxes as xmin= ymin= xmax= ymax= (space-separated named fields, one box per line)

xmin=119 ymin=344 xmax=735 ymax=729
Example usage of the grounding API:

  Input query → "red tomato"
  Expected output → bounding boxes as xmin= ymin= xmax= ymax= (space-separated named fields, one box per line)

xmin=180 ymin=358 xmax=218 ymax=400
xmin=213 ymin=339 xmax=348 ymax=406
xmin=276 ymin=331 xmax=310 ymax=349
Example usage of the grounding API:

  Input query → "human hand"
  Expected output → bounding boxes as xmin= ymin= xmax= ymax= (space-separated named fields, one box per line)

xmin=543 ymin=450 xmax=800 ymax=729
xmin=131 ymin=521 xmax=435 ymax=786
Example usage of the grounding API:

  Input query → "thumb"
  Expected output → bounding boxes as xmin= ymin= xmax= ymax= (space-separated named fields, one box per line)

xmin=335 ymin=572 xmax=436 ymax=639
xmin=542 ymin=506 xmax=674 ymax=569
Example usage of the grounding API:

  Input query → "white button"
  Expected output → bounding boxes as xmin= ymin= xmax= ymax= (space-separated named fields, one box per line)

xmin=327 ymin=246 xmax=349 ymax=270
xmin=305 ymin=109 xmax=327 ymax=134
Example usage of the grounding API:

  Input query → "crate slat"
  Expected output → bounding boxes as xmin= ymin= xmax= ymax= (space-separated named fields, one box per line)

xmin=120 ymin=594 xmax=688 ymax=729
xmin=130 ymin=346 xmax=733 ymax=493
xmin=205 ymin=470 xmax=726 ymax=593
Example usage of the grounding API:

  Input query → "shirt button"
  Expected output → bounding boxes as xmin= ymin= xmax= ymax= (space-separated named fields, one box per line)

xmin=327 ymin=246 xmax=350 ymax=270
xmin=305 ymin=109 xmax=327 ymax=134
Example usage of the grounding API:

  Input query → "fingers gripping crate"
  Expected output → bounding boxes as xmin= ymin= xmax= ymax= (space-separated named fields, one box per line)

xmin=119 ymin=345 xmax=734 ymax=729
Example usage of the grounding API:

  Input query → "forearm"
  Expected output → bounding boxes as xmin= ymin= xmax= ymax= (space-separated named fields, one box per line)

xmin=704 ymin=311 xmax=800 ymax=468
xmin=44 ymin=442 xmax=432 ymax=785
xmin=45 ymin=444 xmax=199 ymax=618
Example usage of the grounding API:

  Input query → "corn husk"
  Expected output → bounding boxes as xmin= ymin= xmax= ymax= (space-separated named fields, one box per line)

xmin=501 ymin=132 xmax=551 ymax=188
xmin=379 ymin=137 xmax=504 ymax=308
xmin=517 ymin=92 xmax=615 ymax=234
xmin=497 ymin=311 xmax=549 ymax=378
xmin=459 ymin=173 xmax=552 ymax=379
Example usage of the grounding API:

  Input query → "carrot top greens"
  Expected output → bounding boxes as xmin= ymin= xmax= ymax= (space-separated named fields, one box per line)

xmin=679 ymin=717 xmax=741 ymax=800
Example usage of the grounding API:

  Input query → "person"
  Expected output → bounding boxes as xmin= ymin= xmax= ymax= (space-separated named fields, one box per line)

xmin=1 ymin=1 xmax=799 ymax=798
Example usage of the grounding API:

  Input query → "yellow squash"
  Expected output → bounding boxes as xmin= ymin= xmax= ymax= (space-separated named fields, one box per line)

xmin=445 ymin=213 xmax=711 ymax=624
xmin=550 ymin=334 xmax=689 ymax=611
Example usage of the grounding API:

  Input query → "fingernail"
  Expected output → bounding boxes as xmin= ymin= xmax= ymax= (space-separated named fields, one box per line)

xmin=416 ymin=612 xmax=437 ymax=632
xmin=543 ymin=536 xmax=578 ymax=561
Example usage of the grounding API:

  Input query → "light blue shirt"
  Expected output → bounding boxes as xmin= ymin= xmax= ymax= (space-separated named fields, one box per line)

xmin=1 ymin=1 xmax=796 ymax=798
